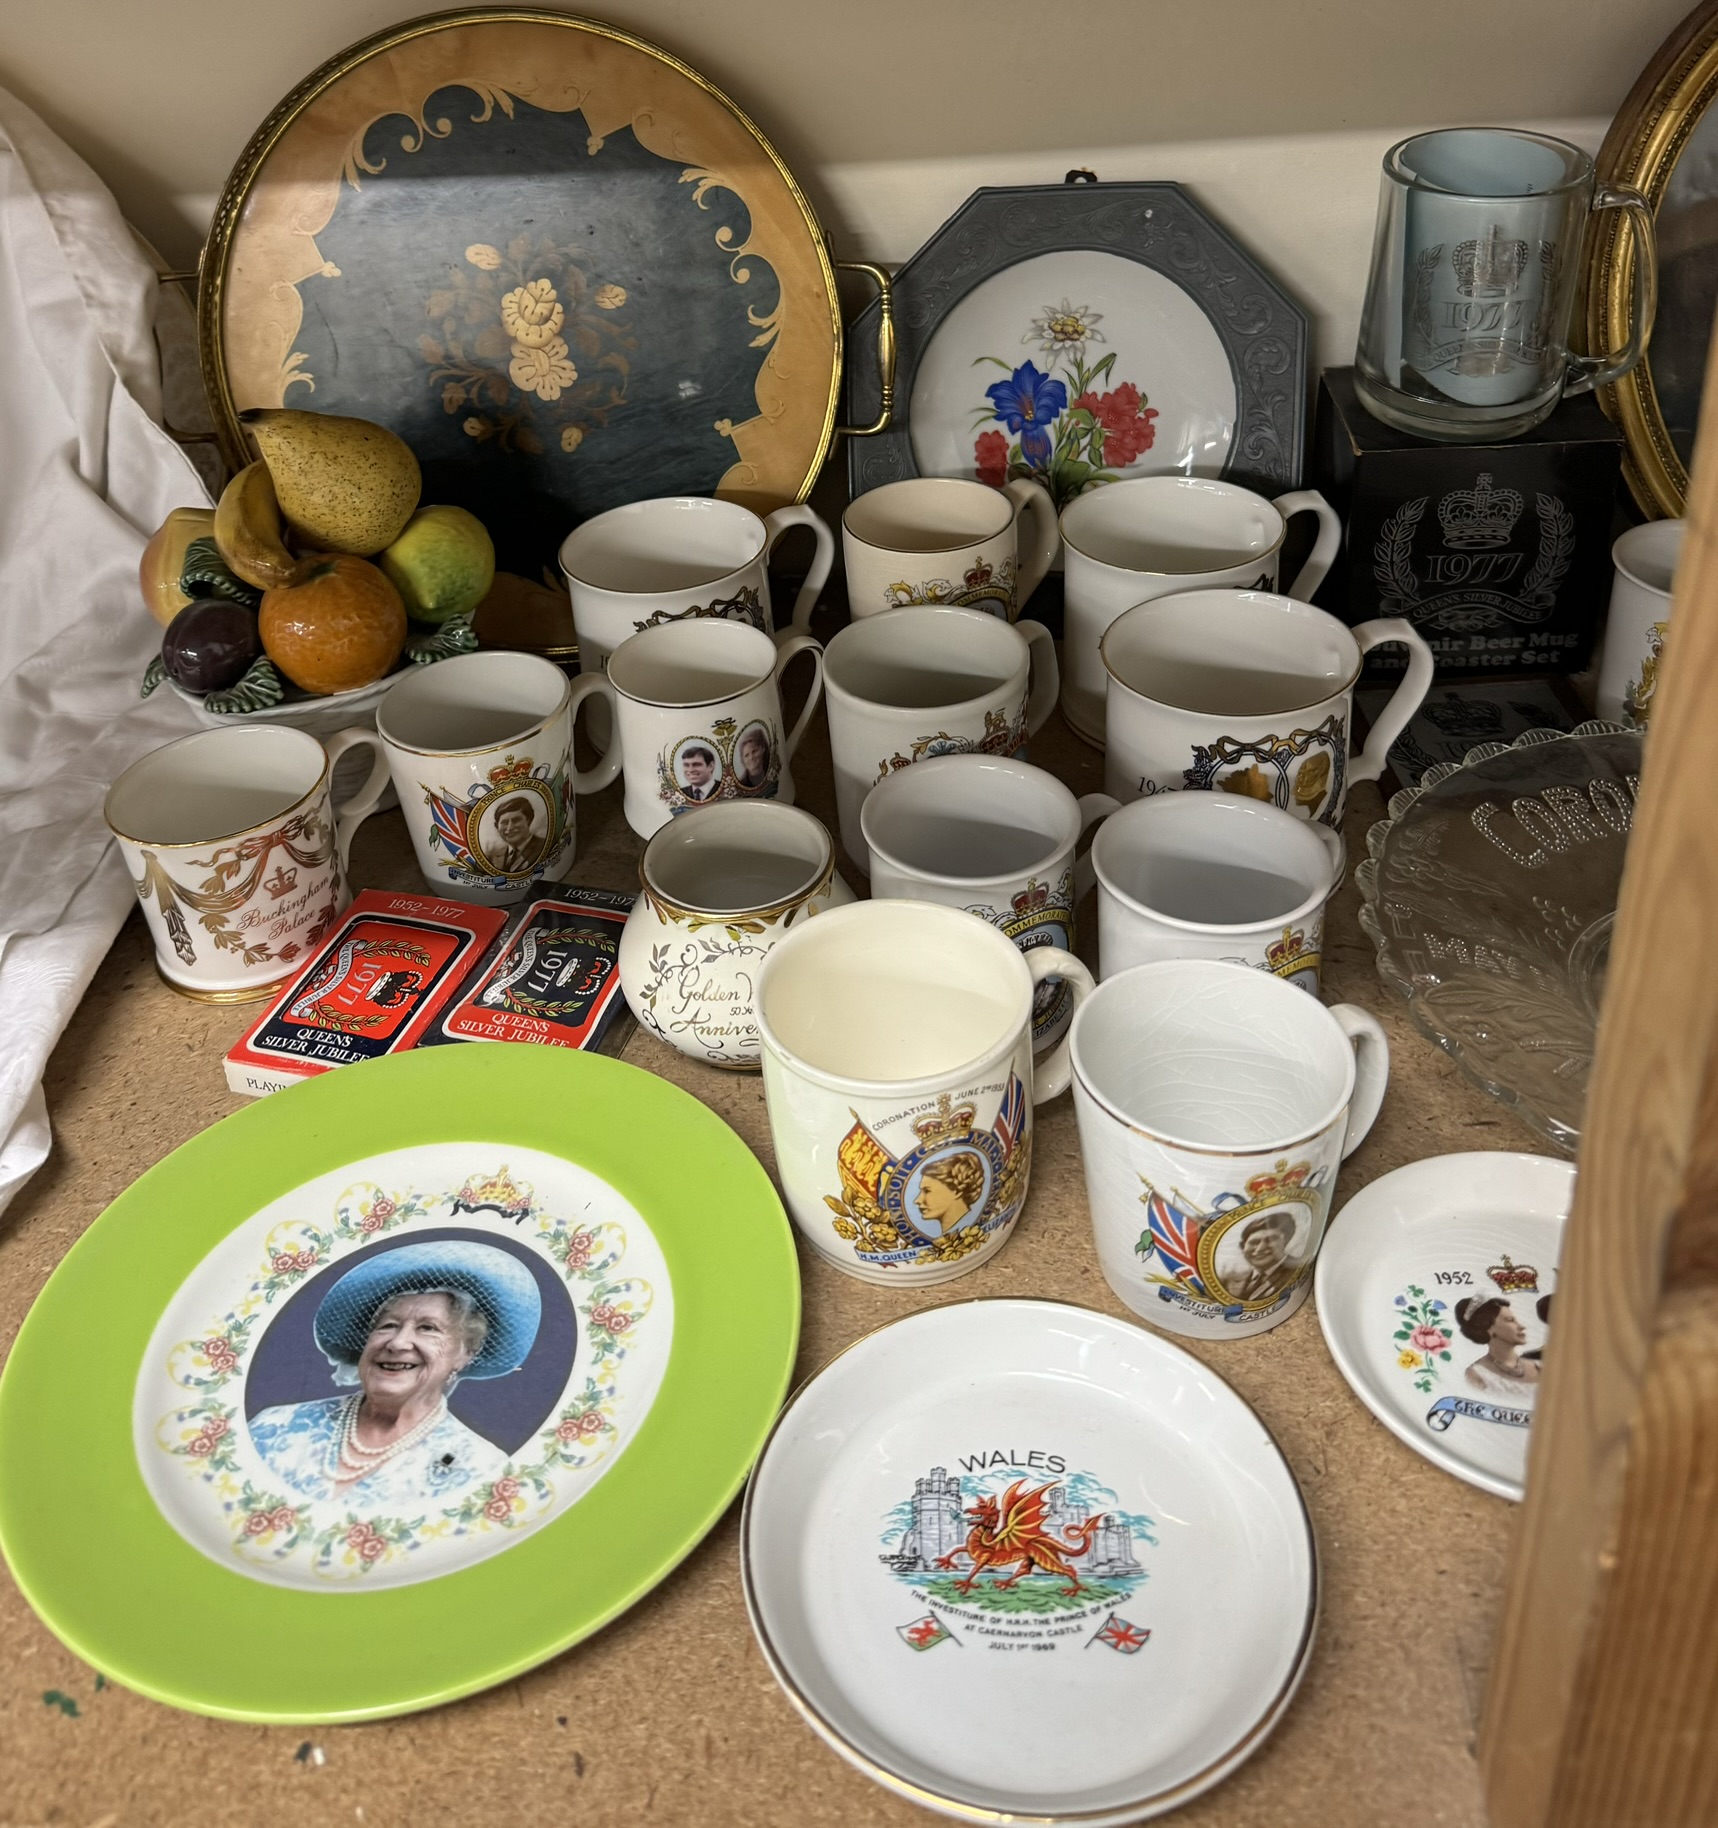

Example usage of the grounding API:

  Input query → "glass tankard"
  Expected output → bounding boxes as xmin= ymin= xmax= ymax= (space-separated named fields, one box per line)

xmin=1355 ymin=128 xmax=1655 ymax=442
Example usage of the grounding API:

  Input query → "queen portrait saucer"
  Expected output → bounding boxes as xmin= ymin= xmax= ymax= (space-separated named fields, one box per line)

xmin=1314 ymin=1151 xmax=1572 ymax=1501
xmin=741 ymin=1299 xmax=1317 ymax=1825
xmin=0 ymin=1046 xmax=799 ymax=1721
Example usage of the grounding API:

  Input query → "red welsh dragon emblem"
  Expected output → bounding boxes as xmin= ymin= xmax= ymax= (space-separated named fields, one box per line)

xmin=936 ymin=1479 xmax=1103 ymax=1598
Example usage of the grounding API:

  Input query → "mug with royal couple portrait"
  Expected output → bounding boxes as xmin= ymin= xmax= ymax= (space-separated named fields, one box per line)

xmin=1059 ymin=475 xmax=1343 ymax=745
xmin=1100 ymin=588 xmax=1435 ymax=825
xmin=104 ymin=723 xmax=387 ymax=1001
xmin=1071 ymin=959 xmax=1389 ymax=1340
xmin=755 ymin=898 xmax=1095 ymax=1288
xmin=333 ymin=650 xmax=617 ymax=906
xmin=841 ymin=476 xmax=1059 ymax=623
xmin=558 ymin=494 xmax=834 ymax=684
xmin=822 ymin=603 xmax=1060 ymax=864
xmin=586 ymin=616 xmax=825 ymax=839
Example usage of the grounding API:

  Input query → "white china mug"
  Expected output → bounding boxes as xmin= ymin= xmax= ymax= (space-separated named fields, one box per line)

xmin=335 ymin=650 xmax=614 ymax=906
xmin=619 ymin=800 xmax=854 ymax=1070
xmin=1092 ymin=792 xmax=1345 ymax=995
xmin=861 ymin=752 xmax=1116 ymax=1051
xmin=105 ymin=724 xmax=386 ymax=1000
xmin=1071 ymin=958 xmax=1389 ymax=1340
xmin=588 ymin=616 xmax=824 ymax=839
xmin=1101 ymin=587 xmax=1435 ymax=824
xmin=559 ymin=494 xmax=834 ymax=674
xmin=1598 ymin=518 xmax=1681 ymax=728
xmin=841 ymin=476 xmax=1059 ymax=622
xmin=822 ymin=603 xmax=1060 ymax=863
xmin=757 ymin=898 xmax=1097 ymax=1287
xmin=1060 ymin=476 xmax=1343 ymax=745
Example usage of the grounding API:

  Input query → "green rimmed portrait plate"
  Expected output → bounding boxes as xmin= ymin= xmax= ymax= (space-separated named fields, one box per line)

xmin=0 ymin=1046 xmax=799 ymax=1721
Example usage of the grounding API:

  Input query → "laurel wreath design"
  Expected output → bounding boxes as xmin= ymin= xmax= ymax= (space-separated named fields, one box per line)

xmin=1373 ymin=498 xmax=1425 ymax=612
xmin=487 ymin=926 xmax=617 ymax=1016
xmin=1518 ymin=494 xmax=1575 ymax=609
xmin=296 ymin=940 xmax=433 ymax=1033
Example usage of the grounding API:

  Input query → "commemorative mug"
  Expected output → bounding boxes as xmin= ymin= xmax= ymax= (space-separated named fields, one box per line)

xmin=1071 ymin=958 xmax=1389 ymax=1339
xmin=1598 ymin=518 xmax=1682 ymax=728
xmin=105 ymin=723 xmax=385 ymax=1000
xmin=1059 ymin=475 xmax=1342 ymax=745
xmin=618 ymin=800 xmax=854 ymax=1070
xmin=1355 ymin=127 xmax=1655 ymax=442
xmin=559 ymin=494 xmax=834 ymax=674
xmin=841 ymin=476 xmax=1059 ymax=622
xmin=756 ymin=899 xmax=1097 ymax=1287
xmin=823 ymin=603 xmax=1059 ymax=862
xmin=1091 ymin=792 xmax=1345 ymax=994
xmin=861 ymin=753 xmax=1116 ymax=1051
xmin=588 ymin=616 xmax=824 ymax=839
xmin=1100 ymin=588 xmax=1435 ymax=824
xmin=339 ymin=650 xmax=614 ymax=905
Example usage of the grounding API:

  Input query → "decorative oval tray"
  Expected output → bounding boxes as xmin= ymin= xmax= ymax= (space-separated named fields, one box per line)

xmin=1356 ymin=721 xmax=1639 ymax=1154
xmin=0 ymin=1046 xmax=799 ymax=1722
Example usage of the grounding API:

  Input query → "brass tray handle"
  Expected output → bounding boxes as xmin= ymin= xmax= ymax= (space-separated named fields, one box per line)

xmin=155 ymin=266 xmax=225 ymax=452
xmin=834 ymin=260 xmax=894 ymax=438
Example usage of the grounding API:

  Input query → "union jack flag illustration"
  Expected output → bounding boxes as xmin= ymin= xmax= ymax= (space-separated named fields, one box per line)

xmin=1138 ymin=1185 xmax=1205 ymax=1290
xmin=992 ymin=1072 xmax=1027 ymax=1155
xmin=898 ymin=1613 xmax=957 ymax=1652
xmin=1089 ymin=1613 xmax=1151 ymax=1654
xmin=424 ymin=787 xmax=474 ymax=863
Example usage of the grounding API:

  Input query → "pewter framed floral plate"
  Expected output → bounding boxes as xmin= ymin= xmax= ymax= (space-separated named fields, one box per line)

xmin=0 ymin=1047 xmax=798 ymax=1721
xmin=846 ymin=183 xmax=1307 ymax=512
xmin=198 ymin=9 xmax=852 ymax=582
xmin=742 ymin=1300 xmax=1316 ymax=1824
xmin=1315 ymin=1152 xmax=1572 ymax=1501
xmin=1356 ymin=721 xmax=1639 ymax=1154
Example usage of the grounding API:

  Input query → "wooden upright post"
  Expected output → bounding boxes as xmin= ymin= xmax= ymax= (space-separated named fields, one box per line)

xmin=1481 ymin=330 xmax=1718 ymax=1823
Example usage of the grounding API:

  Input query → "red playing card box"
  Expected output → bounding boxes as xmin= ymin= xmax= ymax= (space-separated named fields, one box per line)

xmin=225 ymin=891 xmax=507 ymax=1097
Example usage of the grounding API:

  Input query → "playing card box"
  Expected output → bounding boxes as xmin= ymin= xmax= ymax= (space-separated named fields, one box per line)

xmin=225 ymin=892 xmax=506 ymax=1097
xmin=419 ymin=884 xmax=636 ymax=1055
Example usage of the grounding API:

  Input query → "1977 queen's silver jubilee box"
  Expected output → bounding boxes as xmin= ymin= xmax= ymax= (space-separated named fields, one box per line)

xmin=1312 ymin=366 xmax=1624 ymax=680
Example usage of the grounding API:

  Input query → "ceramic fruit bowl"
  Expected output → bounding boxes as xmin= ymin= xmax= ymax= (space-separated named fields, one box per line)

xmin=1355 ymin=721 xmax=1638 ymax=1154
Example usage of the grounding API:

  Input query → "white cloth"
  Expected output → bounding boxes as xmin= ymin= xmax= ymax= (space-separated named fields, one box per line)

xmin=0 ymin=88 xmax=209 ymax=1218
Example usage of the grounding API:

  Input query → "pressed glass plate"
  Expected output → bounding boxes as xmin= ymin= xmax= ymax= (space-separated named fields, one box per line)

xmin=1355 ymin=721 xmax=1639 ymax=1154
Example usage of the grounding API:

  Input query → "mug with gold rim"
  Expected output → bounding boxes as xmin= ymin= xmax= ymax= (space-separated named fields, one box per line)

xmin=104 ymin=723 xmax=387 ymax=1001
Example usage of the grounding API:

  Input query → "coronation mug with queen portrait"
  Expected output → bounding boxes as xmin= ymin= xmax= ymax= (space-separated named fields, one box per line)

xmin=756 ymin=899 xmax=1095 ymax=1288
xmin=1071 ymin=959 xmax=1388 ymax=1340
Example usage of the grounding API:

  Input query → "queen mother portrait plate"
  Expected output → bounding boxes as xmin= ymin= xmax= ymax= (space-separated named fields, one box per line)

xmin=742 ymin=1300 xmax=1316 ymax=1824
xmin=1314 ymin=1151 xmax=1571 ymax=1501
xmin=0 ymin=1046 xmax=799 ymax=1721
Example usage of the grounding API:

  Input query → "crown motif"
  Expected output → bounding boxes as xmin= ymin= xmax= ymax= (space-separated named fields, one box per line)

xmin=1438 ymin=473 xmax=1523 ymax=549
xmin=711 ymin=717 xmax=738 ymax=740
xmin=1243 ymin=1159 xmax=1312 ymax=1202
xmin=487 ymin=755 xmax=533 ymax=787
xmin=1488 ymin=1253 xmax=1539 ymax=1295
xmin=1266 ymin=926 xmax=1311 ymax=972
xmin=262 ymin=863 xmax=299 ymax=900
xmin=963 ymin=559 xmax=995 ymax=590
xmin=1452 ymin=230 xmax=1528 ymax=297
xmin=912 ymin=1093 xmax=977 ymax=1148
xmin=1012 ymin=878 xmax=1050 ymax=916
xmin=451 ymin=1165 xmax=534 ymax=1220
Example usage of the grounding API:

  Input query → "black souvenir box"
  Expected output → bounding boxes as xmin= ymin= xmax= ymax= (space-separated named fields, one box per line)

xmin=1311 ymin=366 xmax=1624 ymax=680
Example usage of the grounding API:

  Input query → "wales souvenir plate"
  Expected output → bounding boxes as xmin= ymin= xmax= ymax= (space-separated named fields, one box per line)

xmin=1315 ymin=1152 xmax=1572 ymax=1501
xmin=742 ymin=1300 xmax=1316 ymax=1824
xmin=0 ymin=1047 xmax=798 ymax=1721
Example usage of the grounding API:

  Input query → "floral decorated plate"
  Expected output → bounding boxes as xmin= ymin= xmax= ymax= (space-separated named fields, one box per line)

xmin=1314 ymin=1152 xmax=1572 ymax=1501
xmin=846 ymin=183 xmax=1307 ymax=512
xmin=742 ymin=1300 xmax=1316 ymax=1824
xmin=0 ymin=1047 xmax=798 ymax=1721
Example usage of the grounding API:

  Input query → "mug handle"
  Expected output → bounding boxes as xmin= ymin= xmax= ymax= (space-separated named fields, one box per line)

xmin=1273 ymin=489 xmax=1343 ymax=602
xmin=763 ymin=504 xmax=835 ymax=636
xmin=1003 ymin=478 xmax=1060 ymax=611
xmin=1017 ymin=619 xmax=1062 ymax=737
xmin=1312 ymin=821 xmax=1347 ymax=887
xmin=1072 ymin=792 xmax=1120 ymax=901
xmin=1348 ymin=619 xmax=1435 ymax=788
xmin=1027 ymin=949 xmax=1096 ymax=1103
xmin=1328 ymin=1003 xmax=1390 ymax=1158
xmin=772 ymin=632 xmax=826 ymax=763
xmin=567 ymin=672 xmax=623 ymax=792
xmin=1565 ymin=185 xmax=1657 ymax=395
xmin=323 ymin=727 xmax=392 ymax=874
